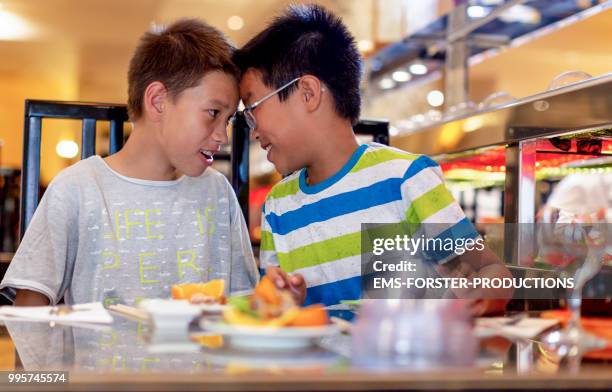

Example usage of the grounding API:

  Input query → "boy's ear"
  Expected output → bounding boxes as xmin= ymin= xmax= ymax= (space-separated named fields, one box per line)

xmin=299 ymin=75 xmax=324 ymax=113
xmin=143 ymin=81 xmax=168 ymax=120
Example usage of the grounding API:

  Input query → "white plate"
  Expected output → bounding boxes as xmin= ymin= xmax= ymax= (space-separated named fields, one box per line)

xmin=201 ymin=321 xmax=340 ymax=350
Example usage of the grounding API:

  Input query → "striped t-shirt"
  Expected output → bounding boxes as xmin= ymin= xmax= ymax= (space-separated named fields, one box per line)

xmin=259 ymin=143 xmax=478 ymax=306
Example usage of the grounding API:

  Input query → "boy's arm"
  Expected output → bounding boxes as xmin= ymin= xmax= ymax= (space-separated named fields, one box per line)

xmin=14 ymin=289 xmax=50 ymax=306
xmin=259 ymin=200 xmax=279 ymax=273
xmin=400 ymin=156 xmax=512 ymax=315
xmin=0 ymin=178 xmax=77 ymax=306
xmin=260 ymin=199 xmax=307 ymax=304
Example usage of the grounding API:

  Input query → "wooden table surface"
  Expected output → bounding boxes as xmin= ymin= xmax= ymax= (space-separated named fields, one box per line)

xmin=1 ymin=366 xmax=610 ymax=391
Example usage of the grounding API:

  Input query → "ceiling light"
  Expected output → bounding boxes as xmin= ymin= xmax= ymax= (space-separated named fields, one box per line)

xmin=467 ymin=6 xmax=490 ymax=18
xmin=227 ymin=16 xmax=244 ymax=31
xmin=427 ymin=90 xmax=444 ymax=107
xmin=412 ymin=114 xmax=426 ymax=123
xmin=499 ymin=5 xmax=540 ymax=24
xmin=357 ymin=40 xmax=374 ymax=52
xmin=0 ymin=8 xmax=35 ymax=40
xmin=392 ymin=70 xmax=411 ymax=82
xmin=409 ymin=63 xmax=427 ymax=75
xmin=56 ymin=140 xmax=79 ymax=159
xmin=379 ymin=78 xmax=396 ymax=90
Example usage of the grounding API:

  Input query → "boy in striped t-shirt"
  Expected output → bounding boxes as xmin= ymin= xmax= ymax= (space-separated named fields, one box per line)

xmin=234 ymin=5 xmax=512 ymax=315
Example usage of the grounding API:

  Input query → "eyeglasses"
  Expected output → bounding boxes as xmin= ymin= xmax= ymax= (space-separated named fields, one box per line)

xmin=243 ymin=77 xmax=301 ymax=131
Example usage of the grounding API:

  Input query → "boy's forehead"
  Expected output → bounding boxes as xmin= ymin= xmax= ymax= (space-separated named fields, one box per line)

xmin=186 ymin=71 xmax=239 ymax=105
xmin=239 ymin=69 xmax=266 ymax=102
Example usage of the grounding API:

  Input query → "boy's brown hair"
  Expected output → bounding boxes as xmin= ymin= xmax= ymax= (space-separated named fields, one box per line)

xmin=127 ymin=18 xmax=238 ymax=120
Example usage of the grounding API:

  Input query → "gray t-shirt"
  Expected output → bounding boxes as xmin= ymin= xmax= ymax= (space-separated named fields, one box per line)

xmin=0 ymin=156 xmax=259 ymax=305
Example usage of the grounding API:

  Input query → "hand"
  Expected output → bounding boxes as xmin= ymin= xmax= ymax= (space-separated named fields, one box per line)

xmin=265 ymin=266 xmax=307 ymax=305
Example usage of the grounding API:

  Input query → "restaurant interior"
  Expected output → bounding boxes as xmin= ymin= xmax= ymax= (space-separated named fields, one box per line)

xmin=0 ymin=0 xmax=610 ymax=390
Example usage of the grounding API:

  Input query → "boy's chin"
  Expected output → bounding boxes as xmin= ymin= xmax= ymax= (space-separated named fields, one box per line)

xmin=273 ymin=161 xmax=298 ymax=176
xmin=277 ymin=168 xmax=293 ymax=176
xmin=182 ymin=164 xmax=208 ymax=178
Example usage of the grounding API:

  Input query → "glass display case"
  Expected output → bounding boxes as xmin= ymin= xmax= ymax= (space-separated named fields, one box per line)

xmin=393 ymin=73 xmax=611 ymax=262
xmin=392 ymin=74 xmax=611 ymax=310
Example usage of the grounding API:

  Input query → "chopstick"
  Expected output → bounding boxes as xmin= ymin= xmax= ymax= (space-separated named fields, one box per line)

xmin=108 ymin=304 xmax=150 ymax=322
xmin=502 ymin=313 xmax=527 ymax=326
xmin=331 ymin=316 xmax=353 ymax=334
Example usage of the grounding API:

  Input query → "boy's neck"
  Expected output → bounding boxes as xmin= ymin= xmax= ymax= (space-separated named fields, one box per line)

xmin=304 ymin=121 xmax=360 ymax=186
xmin=104 ymin=121 xmax=182 ymax=181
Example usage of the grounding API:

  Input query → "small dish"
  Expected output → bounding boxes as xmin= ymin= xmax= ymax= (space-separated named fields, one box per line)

xmin=138 ymin=299 xmax=202 ymax=329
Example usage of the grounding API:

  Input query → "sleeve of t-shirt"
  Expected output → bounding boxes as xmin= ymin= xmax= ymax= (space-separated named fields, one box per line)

xmin=0 ymin=175 xmax=79 ymax=304
xmin=400 ymin=155 xmax=479 ymax=264
xmin=227 ymin=181 xmax=259 ymax=294
xmin=259 ymin=198 xmax=280 ymax=273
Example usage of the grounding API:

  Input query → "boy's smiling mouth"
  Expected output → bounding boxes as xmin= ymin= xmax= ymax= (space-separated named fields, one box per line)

xmin=261 ymin=142 xmax=273 ymax=160
xmin=199 ymin=149 xmax=216 ymax=163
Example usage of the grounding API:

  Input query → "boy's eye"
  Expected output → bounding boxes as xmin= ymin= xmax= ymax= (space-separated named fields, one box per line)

xmin=207 ymin=109 xmax=220 ymax=119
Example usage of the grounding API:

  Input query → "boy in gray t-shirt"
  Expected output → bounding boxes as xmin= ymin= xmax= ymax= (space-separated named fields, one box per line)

xmin=1 ymin=157 xmax=257 ymax=305
xmin=0 ymin=19 xmax=259 ymax=305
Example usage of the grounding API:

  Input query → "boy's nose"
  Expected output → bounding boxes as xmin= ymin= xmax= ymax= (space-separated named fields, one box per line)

xmin=215 ymin=124 xmax=229 ymax=145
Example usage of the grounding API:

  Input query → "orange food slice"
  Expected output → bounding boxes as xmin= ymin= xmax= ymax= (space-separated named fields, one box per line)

xmin=289 ymin=304 xmax=329 ymax=327
xmin=253 ymin=276 xmax=281 ymax=305
xmin=171 ymin=279 xmax=225 ymax=301
xmin=223 ymin=306 xmax=301 ymax=327
xmin=192 ymin=335 xmax=223 ymax=349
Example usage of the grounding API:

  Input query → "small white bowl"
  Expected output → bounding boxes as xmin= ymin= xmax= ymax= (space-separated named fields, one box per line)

xmin=139 ymin=299 xmax=201 ymax=330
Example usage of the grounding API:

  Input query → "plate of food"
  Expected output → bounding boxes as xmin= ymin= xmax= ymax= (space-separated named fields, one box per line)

xmin=200 ymin=277 xmax=339 ymax=350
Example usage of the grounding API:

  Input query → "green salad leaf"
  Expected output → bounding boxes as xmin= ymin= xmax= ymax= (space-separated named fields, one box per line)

xmin=228 ymin=295 xmax=260 ymax=319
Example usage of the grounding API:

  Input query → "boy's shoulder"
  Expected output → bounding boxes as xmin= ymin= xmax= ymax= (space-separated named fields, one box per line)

xmin=27 ymin=157 xmax=104 ymax=210
xmin=349 ymin=142 xmax=440 ymax=179
xmin=47 ymin=156 xmax=102 ymax=189
xmin=358 ymin=142 xmax=423 ymax=168
xmin=264 ymin=170 xmax=302 ymax=203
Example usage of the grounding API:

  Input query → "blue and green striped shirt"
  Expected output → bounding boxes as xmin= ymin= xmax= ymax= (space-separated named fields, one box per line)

xmin=260 ymin=143 xmax=478 ymax=306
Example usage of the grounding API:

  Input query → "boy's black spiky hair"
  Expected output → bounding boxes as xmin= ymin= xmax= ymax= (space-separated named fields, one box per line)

xmin=234 ymin=4 xmax=362 ymax=125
